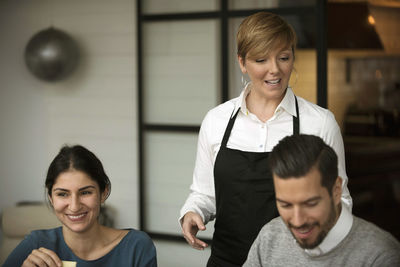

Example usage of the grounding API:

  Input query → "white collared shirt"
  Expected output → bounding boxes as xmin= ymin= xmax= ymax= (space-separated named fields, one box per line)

xmin=180 ymin=86 xmax=353 ymax=224
xmin=304 ymin=206 xmax=354 ymax=256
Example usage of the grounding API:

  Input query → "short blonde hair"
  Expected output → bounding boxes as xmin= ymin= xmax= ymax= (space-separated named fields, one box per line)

xmin=237 ymin=12 xmax=297 ymax=62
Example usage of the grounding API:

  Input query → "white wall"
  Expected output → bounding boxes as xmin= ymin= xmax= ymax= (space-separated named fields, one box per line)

xmin=0 ymin=1 xmax=213 ymax=266
xmin=0 ymin=0 xmax=138 ymax=228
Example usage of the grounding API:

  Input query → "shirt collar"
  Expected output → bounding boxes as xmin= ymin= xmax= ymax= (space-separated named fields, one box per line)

xmin=234 ymin=84 xmax=297 ymax=118
xmin=304 ymin=205 xmax=353 ymax=257
xmin=234 ymin=83 xmax=250 ymax=116
xmin=278 ymin=87 xmax=297 ymax=117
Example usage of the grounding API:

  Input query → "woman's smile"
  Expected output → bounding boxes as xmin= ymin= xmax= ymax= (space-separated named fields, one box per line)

xmin=66 ymin=212 xmax=88 ymax=222
xmin=239 ymin=47 xmax=294 ymax=101
xmin=265 ymin=78 xmax=282 ymax=85
xmin=50 ymin=170 xmax=103 ymax=233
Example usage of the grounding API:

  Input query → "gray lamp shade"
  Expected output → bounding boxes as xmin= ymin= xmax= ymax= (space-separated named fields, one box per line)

xmin=24 ymin=27 xmax=79 ymax=82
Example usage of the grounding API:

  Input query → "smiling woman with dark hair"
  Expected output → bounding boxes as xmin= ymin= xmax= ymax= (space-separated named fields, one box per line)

xmin=3 ymin=145 xmax=157 ymax=267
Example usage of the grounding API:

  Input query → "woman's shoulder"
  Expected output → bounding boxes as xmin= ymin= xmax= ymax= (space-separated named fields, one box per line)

xmin=14 ymin=227 xmax=63 ymax=253
xmin=202 ymin=96 xmax=239 ymax=128
xmin=295 ymin=95 xmax=336 ymax=122
xmin=200 ymin=97 xmax=238 ymax=142
xmin=295 ymin=95 xmax=340 ymax=137
xmin=114 ymin=229 xmax=156 ymax=260
xmin=2 ymin=227 xmax=63 ymax=266
xmin=296 ymin=95 xmax=329 ymax=114
xmin=110 ymin=229 xmax=156 ymax=266
xmin=207 ymin=96 xmax=238 ymax=116
xmin=29 ymin=226 xmax=63 ymax=241
xmin=122 ymin=229 xmax=155 ymax=246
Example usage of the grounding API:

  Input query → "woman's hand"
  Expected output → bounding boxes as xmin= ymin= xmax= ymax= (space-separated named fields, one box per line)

xmin=181 ymin=211 xmax=208 ymax=250
xmin=22 ymin=247 xmax=62 ymax=267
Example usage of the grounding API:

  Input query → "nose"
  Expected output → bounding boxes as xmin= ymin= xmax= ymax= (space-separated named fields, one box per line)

xmin=69 ymin=194 xmax=81 ymax=212
xmin=291 ymin=206 xmax=306 ymax=227
xmin=268 ymin=58 xmax=279 ymax=74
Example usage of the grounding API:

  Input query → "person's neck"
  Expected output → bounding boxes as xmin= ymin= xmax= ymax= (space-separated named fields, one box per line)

xmin=62 ymin=223 xmax=112 ymax=260
xmin=246 ymin=88 xmax=285 ymax=122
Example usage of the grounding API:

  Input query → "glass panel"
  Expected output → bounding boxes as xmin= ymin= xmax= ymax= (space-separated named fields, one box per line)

xmin=328 ymin=53 xmax=356 ymax=131
xmin=143 ymin=20 xmax=219 ymax=125
xmin=229 ymin=0 xmax=315 ymax=10
xmin=291 ymin=49 xmax=317 ymax=103
xmin=228 ymin=17 xmax=317 ymax=101
xmin=228 ymin=18 xmax=243 ymax=98
xmin=144 ymin=132 xmax=215 ymax=238
xmin=328 ymin=52 xmax=400 ymax=241
xmin=328 ymin=3 xmax=400 ymax=241
xmin=327 ymin=0 xmax=400 ymax=241
xmin=329 ymin=54 xmax=400 ymax=132
xmin=142 ymin=0 xmax=218 ymax=14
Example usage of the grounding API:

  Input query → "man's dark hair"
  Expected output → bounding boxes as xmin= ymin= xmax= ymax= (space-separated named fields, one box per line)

xmin=269 ymin=134 xmax=338 ymax=194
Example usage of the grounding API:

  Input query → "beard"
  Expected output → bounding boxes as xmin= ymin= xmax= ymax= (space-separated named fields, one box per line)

xmin=288 ymin=200 xmax=338 ymax=249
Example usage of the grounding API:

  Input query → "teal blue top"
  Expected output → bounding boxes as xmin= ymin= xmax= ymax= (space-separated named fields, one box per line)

xmin=3 ymin=227 xmax=157 ymax=267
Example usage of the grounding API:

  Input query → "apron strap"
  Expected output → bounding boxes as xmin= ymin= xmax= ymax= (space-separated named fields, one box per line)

xmin=293 ymin=96 xmax=300 ymax=135
xmin=221 ymin=108 xmax=240 ymax=148
xmin=223 ymin=95 xmax=300 ymax=147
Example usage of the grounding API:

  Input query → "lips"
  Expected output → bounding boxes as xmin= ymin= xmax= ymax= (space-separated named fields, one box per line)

xmin=265 ymin=79 xmax=281 ymax=85
xmin=292 ymin=225 xmax=315 ymax=239
xmin=67 ymin=212 xmax=87 ymax=221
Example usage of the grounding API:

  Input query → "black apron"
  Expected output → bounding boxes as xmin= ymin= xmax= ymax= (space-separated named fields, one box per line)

xmin=207 ymin=96 xmax=300 ymax=267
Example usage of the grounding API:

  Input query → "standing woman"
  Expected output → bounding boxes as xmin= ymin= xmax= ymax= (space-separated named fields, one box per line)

xmin=180 ymin=12 xmax=352 ymax=267
xmin=4 ymin=145 xmax=157 ymax=267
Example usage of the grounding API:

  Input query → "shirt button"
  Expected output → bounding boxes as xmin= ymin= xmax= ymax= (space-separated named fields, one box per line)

xmin=259 ymin=144 xmax=263 ymax=148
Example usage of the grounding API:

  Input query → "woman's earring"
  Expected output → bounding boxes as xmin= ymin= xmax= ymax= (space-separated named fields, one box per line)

xmin=291 ymin=68 xmax=298 ymax=88
xmin=241 ymin=75 xmax=249 ymax=87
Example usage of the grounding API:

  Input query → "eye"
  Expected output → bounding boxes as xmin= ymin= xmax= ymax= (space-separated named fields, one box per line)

xmin=278 ymin=202 xmax=292 ymax=209
xmin=279 ymin=56 xmax=290 ymax=61
xmin=81 ymin=190 xmax=93 ymax=196
xmin=255 ymin=59 xmax=265 ymax=63
xmin=56 ymin=192 xmax=68 ymax=197
xmin=305 ymin=201 xmax=318 ymax=207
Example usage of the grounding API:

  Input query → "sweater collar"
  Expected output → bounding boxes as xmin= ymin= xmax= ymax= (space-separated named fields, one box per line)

xmin=304 ymin=205 xmax=353 ymax=257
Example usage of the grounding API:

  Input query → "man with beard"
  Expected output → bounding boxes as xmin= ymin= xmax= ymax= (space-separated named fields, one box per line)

xmin=244 ymin=134 xmax=400 ymax=267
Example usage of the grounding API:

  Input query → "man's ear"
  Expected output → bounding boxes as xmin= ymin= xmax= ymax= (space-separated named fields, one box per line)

xmin=333 ymin=176 xmax=342 ymax=205
xmin=238 ymin=55 xmax=247 ymax=74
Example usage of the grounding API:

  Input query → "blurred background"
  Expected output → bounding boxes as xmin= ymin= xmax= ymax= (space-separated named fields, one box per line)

xmin=0 ymin=0 xmax=399 ymax=266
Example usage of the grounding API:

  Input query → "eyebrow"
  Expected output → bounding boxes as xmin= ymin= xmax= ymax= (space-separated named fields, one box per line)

xmin=276 ymin=196 xmax=321 ymax=205
xmin=53 ymin=185 xmax=96 ymax=192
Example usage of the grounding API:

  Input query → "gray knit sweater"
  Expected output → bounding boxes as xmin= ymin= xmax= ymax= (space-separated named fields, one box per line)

xmin=244 ymin=216 xmax=400 ymax=267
